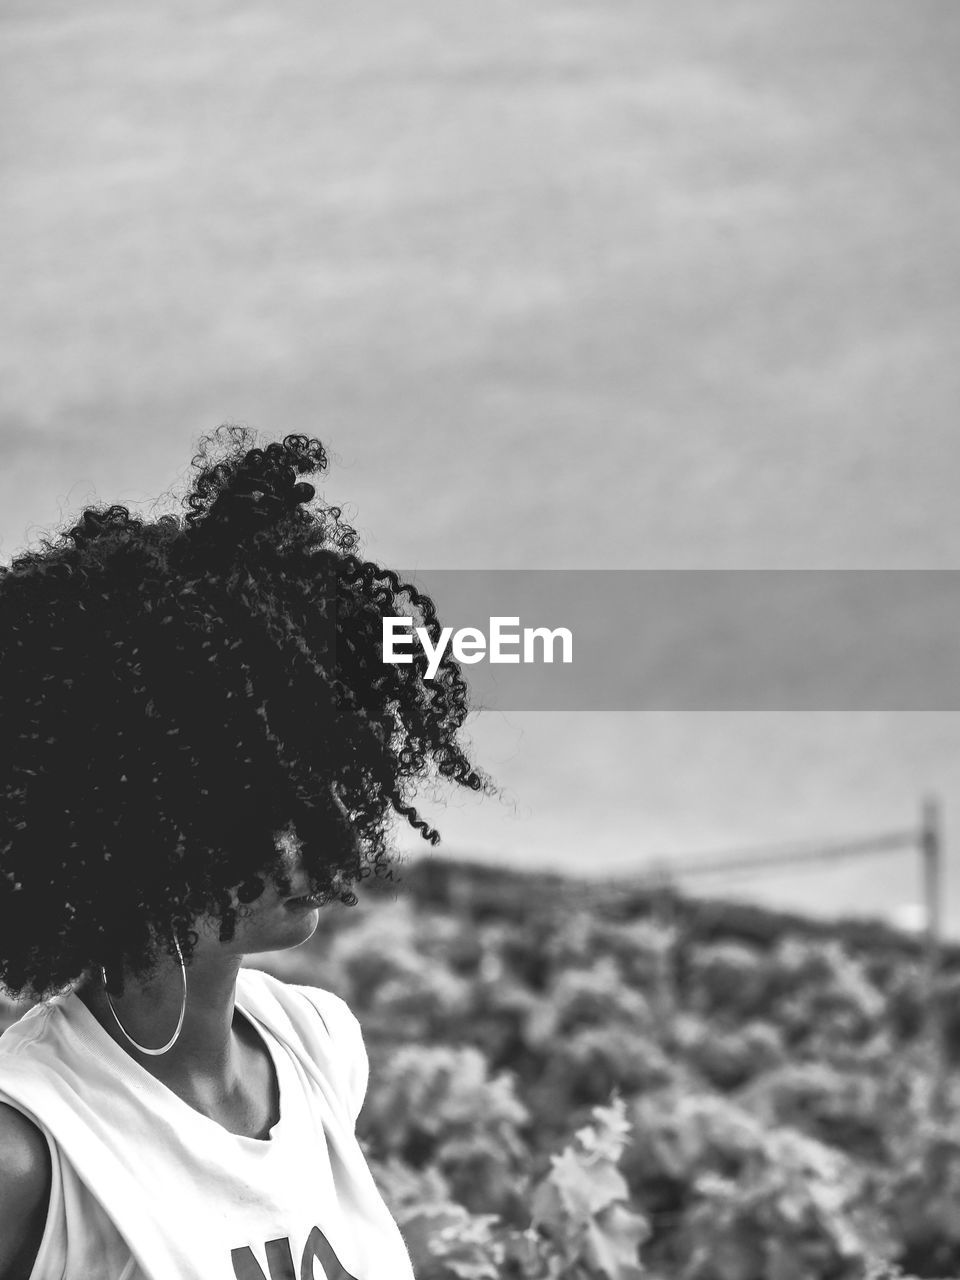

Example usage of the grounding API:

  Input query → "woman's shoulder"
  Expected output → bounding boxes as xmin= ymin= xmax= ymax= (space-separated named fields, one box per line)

xmin=238 ymin=965 xmax=358 ymax=1025
xmin=0 ymin=1102 xmax=51 ymax=1279
xmin=0 ymin=1101 xmax=50 ymax=1201
xmin=237 ymin=967 xmax=368 ymax=1124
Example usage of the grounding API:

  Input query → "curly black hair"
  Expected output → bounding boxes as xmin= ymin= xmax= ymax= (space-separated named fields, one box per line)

xmin=0 ymin=428 xmax=492 ymax=1000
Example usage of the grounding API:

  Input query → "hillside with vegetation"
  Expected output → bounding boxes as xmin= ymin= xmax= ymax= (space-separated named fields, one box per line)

xmin=261 ymin=858 xmax=960 ymax=1280
xmin=4 ymin=857 xmax=960 ymax=1279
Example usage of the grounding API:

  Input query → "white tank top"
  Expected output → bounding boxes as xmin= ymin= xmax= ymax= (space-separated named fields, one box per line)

xmin=0 ymin=967 xmax=415 ymax=1280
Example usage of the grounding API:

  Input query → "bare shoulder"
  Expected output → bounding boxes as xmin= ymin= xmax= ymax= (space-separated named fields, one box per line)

xmin=0 ymin=1102 xmax=51 ymax=1280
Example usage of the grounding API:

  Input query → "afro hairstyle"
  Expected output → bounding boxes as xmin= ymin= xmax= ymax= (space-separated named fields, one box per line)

xmin=0 ymin=428 xmax=491 ymax=999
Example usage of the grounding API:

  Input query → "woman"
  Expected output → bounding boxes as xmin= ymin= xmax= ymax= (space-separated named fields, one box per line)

xmin=0 ymin=429 xmax=490 ymax=1280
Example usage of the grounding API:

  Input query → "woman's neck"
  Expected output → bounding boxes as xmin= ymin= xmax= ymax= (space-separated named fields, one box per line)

xmin=74 ymin=952 xmax=246 ymax=1090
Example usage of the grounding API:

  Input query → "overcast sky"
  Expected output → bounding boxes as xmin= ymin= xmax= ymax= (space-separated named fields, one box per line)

xmin=2 ymin=0 xmax=959 ymax=930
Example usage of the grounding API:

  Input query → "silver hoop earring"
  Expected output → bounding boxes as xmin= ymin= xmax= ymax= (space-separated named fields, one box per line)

xmin=100 ymin=934 xmax=187 ymax=1056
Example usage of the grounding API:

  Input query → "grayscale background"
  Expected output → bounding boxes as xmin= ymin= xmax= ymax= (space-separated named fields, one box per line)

xmin=2 ymin=0 xmax=959 ymax=932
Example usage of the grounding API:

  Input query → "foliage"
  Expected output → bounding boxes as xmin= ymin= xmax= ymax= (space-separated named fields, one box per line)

xmin=358 ymin=1043 xmax=529 ymax=1214
xmin=264 ymin=858 xmax=960 ymax=1278
xmin=367 ymin=1096 xmax=648 ymax=1280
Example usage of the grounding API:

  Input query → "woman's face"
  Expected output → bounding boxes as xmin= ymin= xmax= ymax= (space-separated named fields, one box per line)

xmin=192 ymin=809 xmax=349 ymax=959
